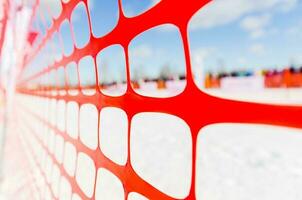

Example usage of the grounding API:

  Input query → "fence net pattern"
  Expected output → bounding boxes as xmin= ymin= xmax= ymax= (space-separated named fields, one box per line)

xmin=8 ymin=0 xmax=302 ymax=199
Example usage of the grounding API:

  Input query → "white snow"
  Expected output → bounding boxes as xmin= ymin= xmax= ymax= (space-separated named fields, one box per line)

xmin=2 ymin=88 xmax=302 ymax=199
xmin=196 ymin=123 xmax=302 ymax=200
xmin=95 ymin=168 xmax=124 ymax=200
xmin=99 ymin=107 xmax=128 ymax=165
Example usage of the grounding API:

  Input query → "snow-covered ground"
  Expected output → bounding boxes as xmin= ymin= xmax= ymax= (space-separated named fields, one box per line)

xmin=197 ymin=123 xmax=302 ymax=200
xmin=1 ymin=88 xmax=302 ymax=200
xmin=206 ymin=88 xmax=302 ymax=105
xmin=196 ymin=89 xmax=302 ymax=200
xmin=130 ymin=88 xmax=302 ymax=199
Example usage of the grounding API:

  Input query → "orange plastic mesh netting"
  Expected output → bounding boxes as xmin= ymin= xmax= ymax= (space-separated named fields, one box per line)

xmin=8 ymin=0 xmax=302 ymax=200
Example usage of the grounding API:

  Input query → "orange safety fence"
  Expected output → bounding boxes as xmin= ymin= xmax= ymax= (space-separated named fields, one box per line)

xmin=1 ymin=0 xmax=302 ymax=200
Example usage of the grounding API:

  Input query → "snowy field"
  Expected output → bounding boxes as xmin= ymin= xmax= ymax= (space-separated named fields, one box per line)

xmin=206 ymin=88 xmax=302 ymax=105
xmin=1 ymin=88 xmax=302 ymax=200
xmin=197 ymin=89 xmax=302 ymax=200
xmin=130 ymin=88 xmax=302 ymax=200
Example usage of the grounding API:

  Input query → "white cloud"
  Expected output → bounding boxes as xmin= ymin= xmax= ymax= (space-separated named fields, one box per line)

xmin=289 ymin=54 xmax=302 ymax=66
xmin=286 ymin=20 xmax=302 ymax=39
xmin=130 ymin=45 xmax=153 ymax=59
xmin=249 ymin=43 xmax=266 ymax=56
xmin=157 ymin=24 xmax=177 ymax=32
xmin=191 ymin=48 xmax=215 ymax=74
xmin=240 ymin=14 xmax=271 ymax=39
xmin=189 ymin=0 xmax=297 ymax=30
xmin=124 ymin=0 xmax=161 ymax=17
xmin=278 ymin=0 xmax=297 ymax=12
xmin=150 ymin=0 xmax=161 ymax=6
xmin=237 ymin=57 xmax=247 ymax=65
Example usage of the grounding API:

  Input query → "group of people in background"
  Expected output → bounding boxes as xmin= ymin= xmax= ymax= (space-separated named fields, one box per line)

xmin=205 ymin=66 xmax=302 ymax=89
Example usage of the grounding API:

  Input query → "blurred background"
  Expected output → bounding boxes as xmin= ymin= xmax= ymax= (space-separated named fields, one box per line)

xmin=0 ymin=0 xmax=302 ymax=200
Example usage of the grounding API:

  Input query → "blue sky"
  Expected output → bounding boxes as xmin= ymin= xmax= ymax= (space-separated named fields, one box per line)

xmin=28 ymin=0 xmax=302 ymax=83
xmin=189 ymin=0 xmax=302 ymax=75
